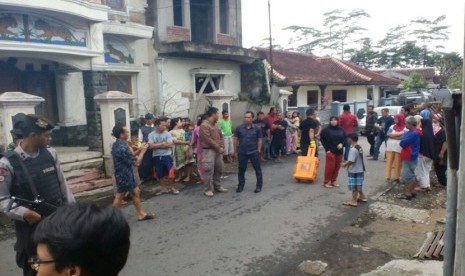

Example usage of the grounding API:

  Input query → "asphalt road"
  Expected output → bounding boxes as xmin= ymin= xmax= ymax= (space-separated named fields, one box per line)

xmin=0 ymin=137 xmax=388 ymax=276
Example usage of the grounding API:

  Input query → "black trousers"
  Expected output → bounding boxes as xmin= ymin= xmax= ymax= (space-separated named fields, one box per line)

xmin=271 ymin=138 xmax=285 ymax=157
xmin=238 ymin=152 xmax=263 ymax=189
xmin=434 ymin=158 xmax=447 ymax=186
xmin=366 ymin=131 xmax=376 ymax=156
xmin=138 ymin=150 xmax=154 ymax=181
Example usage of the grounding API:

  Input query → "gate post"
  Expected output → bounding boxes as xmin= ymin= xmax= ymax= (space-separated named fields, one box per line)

xmin=0 ymin=92 xmax=44 ymax=147
xmin=94 ymin=91 xmax=134 ymax=176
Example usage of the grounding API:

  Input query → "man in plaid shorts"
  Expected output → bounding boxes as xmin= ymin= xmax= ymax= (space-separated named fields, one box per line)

xmin=341 ymin=133 xmax=367 ymax=207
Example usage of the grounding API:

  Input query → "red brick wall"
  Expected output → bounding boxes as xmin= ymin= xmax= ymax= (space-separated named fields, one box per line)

xmin=166 ymin=26 xmax=191 ymax=42
xmin=217 ymin=33 xmax=236 ymax=46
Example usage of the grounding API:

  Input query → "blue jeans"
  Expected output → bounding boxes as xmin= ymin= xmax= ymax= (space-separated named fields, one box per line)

xmin=373 ymin=135 xmax=386 ymax=160
xmin=238 ymin=152 xmax=263 ymax=189
xmin=263 ymin=138 xmax=271 ymax=159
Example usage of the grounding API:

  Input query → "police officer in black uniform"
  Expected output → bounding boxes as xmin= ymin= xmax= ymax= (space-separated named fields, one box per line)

xmin=0 ymin=114 xmax=75 ymax=276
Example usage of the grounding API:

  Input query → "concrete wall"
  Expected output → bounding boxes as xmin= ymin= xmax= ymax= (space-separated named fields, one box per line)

xmin=292 ymin=85 xmax=377 ymax=107
xmin=159 ymin=57 xmax=241 ymax=117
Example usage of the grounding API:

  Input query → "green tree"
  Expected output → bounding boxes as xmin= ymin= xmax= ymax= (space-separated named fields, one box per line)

xmin=283 ymin=9 xmax=370 ymax=59
xmin=434 ymin=52 xmax=462 ymax=86
xmin=349 ymin=38 xmax=379 ymax=68
xmin=410 ymin=15 xmax=450 ymax=65
xmin=396 ymin=41 xmax=424 ymax=67
xmin=447 ymin=70 xmax=462 ymax=89
xmin=402 ymin=72 xmax=428 ymax=89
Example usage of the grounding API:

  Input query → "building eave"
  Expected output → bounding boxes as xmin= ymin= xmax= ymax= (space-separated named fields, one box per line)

xmin=0 ymin=0 xmax=109 ymax=22
xmin=158 ymin=41 xmax=259 ymax=64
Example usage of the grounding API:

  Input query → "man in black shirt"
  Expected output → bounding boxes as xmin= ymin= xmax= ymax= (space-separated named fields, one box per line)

xmin=365 ymin=105 xmax=378 ymax=157
xmin=253 ymin=111 xmax=271 ymax=161
xmin=299 ymin=108 xmax=320 ymax=157
xmin=271 ymin=111 xmax=287 ymax=161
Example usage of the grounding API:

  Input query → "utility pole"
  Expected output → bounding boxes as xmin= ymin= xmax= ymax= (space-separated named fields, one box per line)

xmin=268 ymin=0 xmax=273 ymax=84
xmin=443 ymin=6 xmax=465 ymax=275
xmin=454 ymin=6 xmax=465 ymax=273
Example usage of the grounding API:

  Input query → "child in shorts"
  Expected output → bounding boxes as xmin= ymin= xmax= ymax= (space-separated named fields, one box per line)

xmin=341 ymin=133 xmax=367 ymax=207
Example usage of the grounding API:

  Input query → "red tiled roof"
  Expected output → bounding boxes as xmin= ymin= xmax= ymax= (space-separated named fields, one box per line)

xmin=252 ymin=47 xmax=400 ymax=86
xmin=374 ymin=67 xmax=436 ymax=81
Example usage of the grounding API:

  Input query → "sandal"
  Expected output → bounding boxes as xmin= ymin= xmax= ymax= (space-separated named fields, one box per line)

xmin=332 ymin=183 xmax=340 ymax=187
xmin=342 ymin=202 xmax=358 ymax=207
xmin=323 ymin=184 xmax=333 ymax=189
xmin=170 ymin=188 xmax=180 ymax=195
xmin=138 ymin=213 xmax=155 ymax=221
xmin=155 ymin=189 xmax=168 ymax=196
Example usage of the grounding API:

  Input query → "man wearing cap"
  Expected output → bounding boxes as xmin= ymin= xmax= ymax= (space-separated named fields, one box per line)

xmin=0 ymin=114 xmax=75 ymax=276
xmin=138 ymin=113 xmax=156 ymax=182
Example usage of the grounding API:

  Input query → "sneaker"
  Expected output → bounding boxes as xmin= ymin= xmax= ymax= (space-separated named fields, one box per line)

xmin=215 ymin=186 xmax=228 ymax=193
xmin=204 ymin=190 xmax=214 ymax=197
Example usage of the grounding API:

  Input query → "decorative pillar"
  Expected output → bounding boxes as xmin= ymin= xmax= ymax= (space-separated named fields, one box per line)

xmin=0 ymin=92 xmax=44 ymax=146
xmin=56 ymin=73 xmax=74 ymax=125
xmin=278 ymin=89 xmax=293 ymax=113
xmin=205 ymin=90 xmax=234 ymax=117
xmin=83 ymin=71 xmax=108 ymax=152
xmin=213 ymin=0 xmax=220 ymax=43
xmin=183 ymin=0 xmax=191 ymax=31
xmin=94 ymin=91 xmax=135 ymax=176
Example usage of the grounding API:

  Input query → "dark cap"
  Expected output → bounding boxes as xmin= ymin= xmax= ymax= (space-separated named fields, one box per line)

xmin=145 ymin=113 xmax=155 ymax=120
xmin=18 ymin=114 xmax=54 ymax=136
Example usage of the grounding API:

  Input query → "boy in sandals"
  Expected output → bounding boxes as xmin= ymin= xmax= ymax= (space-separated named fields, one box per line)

xmin=341 ymin=133 xmax=367 ymax=207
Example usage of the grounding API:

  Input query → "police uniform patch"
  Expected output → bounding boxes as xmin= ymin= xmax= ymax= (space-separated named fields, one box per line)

xmin=0 ymin=175 xmax=4 ymax=182
xmin=35 ymin=118 xmax=49 ymax=129
xmin=0 ymin=168 xmax=7 ymax=175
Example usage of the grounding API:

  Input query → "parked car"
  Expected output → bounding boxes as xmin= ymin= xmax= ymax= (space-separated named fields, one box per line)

xmin=359 ymin=106 xmax=403 ymax=135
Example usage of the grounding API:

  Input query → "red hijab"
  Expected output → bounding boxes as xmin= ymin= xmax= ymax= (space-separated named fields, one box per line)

xmin=393 ymin=114 xmax=405 ymax=132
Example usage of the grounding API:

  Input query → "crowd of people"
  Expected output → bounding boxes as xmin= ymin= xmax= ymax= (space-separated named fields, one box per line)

xmin=0 ymin=103 xmax=448 ymax=275
xmin=331 ymin=103 xmax=447 ymax=203
xmin=120 ymin=106 xmax=319 ymax=198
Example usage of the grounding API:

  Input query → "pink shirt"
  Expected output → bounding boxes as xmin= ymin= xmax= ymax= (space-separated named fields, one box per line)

xmin=193 ymin=126 xmax=202 ymax=154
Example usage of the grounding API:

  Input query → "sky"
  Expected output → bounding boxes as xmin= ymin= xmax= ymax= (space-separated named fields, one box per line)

xmin=241 ymin=0 xmax=464 ymax=56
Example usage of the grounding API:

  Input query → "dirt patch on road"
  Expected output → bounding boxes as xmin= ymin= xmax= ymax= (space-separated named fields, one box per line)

xmin=288 ymin=172 xmax=447 ymax=276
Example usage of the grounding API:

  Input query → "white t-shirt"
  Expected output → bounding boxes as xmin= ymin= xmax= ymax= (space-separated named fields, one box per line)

xmin=386 ymin=126 xmax=406 ymax=153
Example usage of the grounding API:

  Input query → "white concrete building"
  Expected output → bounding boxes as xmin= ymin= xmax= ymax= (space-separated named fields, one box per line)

xmin=0 ymin=0 xmax=155 ymax=150
xmin=147 ymin=0 xmax=256 ymax=118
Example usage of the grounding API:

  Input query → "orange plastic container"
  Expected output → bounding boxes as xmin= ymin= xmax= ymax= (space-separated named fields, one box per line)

xmin=293 ymin=147 xmax=319 ymax=183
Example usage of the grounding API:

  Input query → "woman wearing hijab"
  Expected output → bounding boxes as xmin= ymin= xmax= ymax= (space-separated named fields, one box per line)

xmin=414 ymin=114 xmax=435 ymax=192
xmin=385 ymin=114 xmax=406 ymax=184
xmin=432 ymin=114 xmax=447 ymax=186
xmin=320 ymin=116 xmax=345 ymax=188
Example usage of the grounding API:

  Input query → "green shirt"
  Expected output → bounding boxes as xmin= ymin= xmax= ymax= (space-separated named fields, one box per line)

xmin=219 ymin=119 xmax=233 ymax=136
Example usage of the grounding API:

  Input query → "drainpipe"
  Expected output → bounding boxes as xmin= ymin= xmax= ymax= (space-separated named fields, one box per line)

xmin=156 ymin=57 xmax=165 ymax=116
